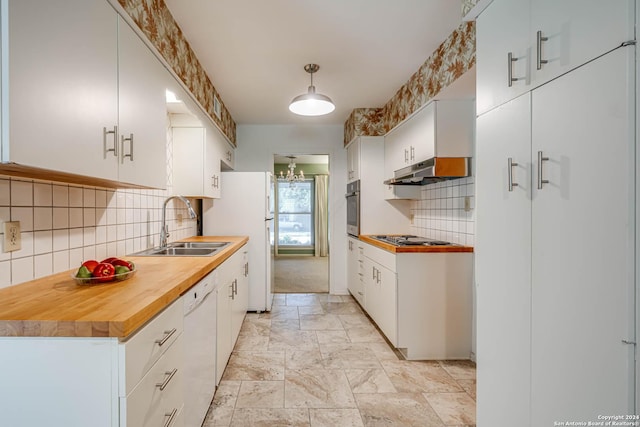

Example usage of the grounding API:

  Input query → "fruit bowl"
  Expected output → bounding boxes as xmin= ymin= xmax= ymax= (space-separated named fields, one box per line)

xmin=72 ymin=266 xmax=137 ymax=285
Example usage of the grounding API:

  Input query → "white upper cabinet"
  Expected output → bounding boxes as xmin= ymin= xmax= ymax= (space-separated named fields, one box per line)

xmin=220 ymin=140 xmax=235 ymax=171
xmin=3 ymin=0 xmax=118 ymax=181
xmin=117 ymin=17 xmax=167 ymax=189
xmin=384 ymin=99 xmax=474 ymax=175
xmin=1 ymin=0 xmax=167 ymax=188
xmin=476 ymin=0 xmax=634 ymax=115
xmin=346 ymin=137 xmax=361 ymax=183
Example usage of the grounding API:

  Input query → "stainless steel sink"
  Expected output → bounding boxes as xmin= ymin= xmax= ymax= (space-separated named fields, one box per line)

xmin=167 ymin=242 xmax=230 ymax=249
xmin=130 ymin=242 xmax=230 ymax=257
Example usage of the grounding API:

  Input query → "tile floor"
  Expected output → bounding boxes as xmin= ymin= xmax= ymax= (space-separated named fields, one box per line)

xmin=202 ymin=293 xmax=476 ymax=427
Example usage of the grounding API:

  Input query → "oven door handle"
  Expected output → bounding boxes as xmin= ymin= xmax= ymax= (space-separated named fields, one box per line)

xmin=345 ymin=191 xmax=360 ymax=198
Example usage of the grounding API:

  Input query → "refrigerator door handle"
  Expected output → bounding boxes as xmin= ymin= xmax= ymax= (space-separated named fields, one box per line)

xmin=265 ymin=217 xmax=274 ymax=221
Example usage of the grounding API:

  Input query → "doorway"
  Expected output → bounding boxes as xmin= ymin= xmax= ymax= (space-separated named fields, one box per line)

xmin=272 ymin=154 xmax=329 ymax=293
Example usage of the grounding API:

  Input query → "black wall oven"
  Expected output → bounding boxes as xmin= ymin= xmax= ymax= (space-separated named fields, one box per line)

xmin=346 ymin=180 xmax=360 ymax=237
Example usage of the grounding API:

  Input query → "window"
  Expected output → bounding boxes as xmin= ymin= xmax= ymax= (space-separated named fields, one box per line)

xmin=277 ymin=180 xmax=313 ymax=246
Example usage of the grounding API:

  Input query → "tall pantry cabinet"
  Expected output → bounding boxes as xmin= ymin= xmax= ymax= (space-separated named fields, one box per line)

xmin=475 ymin=0 xmax=637 ymax=425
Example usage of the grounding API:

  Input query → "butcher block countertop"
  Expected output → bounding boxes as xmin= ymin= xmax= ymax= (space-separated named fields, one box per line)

xmin=359 ymin=235 xmax=474 ymax=253
xmin=0 ymin=236 xmax=248 ymax=339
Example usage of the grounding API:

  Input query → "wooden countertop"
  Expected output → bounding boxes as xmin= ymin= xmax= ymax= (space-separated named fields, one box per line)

xmin=0 ymin=236 xmax=248 ymax=338
xmin=359 ymin=235 xmax=474 ymax=253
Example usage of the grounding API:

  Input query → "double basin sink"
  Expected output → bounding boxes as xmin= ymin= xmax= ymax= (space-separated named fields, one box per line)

xmin=131 ymin=241 xmax=230 ymax=257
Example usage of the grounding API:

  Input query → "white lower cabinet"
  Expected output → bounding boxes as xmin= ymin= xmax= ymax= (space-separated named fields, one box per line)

xmin=360 ymin=241 xmax=473 ymax=360
xmin=215 ymin=245 xmax=249 ymax=385
xmin=347 ymin=237 xmax=364 ymax=306
xmin=0 ymin=298 xmax=184 ymax=427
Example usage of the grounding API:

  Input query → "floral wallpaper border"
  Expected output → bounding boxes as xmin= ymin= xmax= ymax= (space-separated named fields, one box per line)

xmin=117 ymin=0 xmax=237 ymax=146
xmin=344 ymin=21 xmax=476 ymax=145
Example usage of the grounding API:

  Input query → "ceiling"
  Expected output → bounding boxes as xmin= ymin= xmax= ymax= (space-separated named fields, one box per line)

xmin=163 ymin=0 xmax=466 ymax=126
xmin=274 ymin=155 xmax=329 ymax=165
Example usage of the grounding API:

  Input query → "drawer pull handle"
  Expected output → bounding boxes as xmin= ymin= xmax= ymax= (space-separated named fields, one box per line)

xmin=163 ymin=408 xmax=178 ymax=427
xmin=358 ymin=291 xmax=364 ymax=296
xmin=103 ymin=126 xmax=118 ymax=158
xmin=155 ymin=328 xmax=177 ymax=347
xmin=536 ymin=30 xmax=549 ymax=70
xmin=156 ymin=368 xmax=178 ymax=391
xmin=507 ymin=52 xmax=518 ymax=87
xmin=508 ymin=157 xmax=519 ymax=191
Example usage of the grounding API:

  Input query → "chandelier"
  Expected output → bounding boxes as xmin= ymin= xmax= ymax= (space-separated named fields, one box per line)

xmin=278 ymin=156 xmax=305 ymax=187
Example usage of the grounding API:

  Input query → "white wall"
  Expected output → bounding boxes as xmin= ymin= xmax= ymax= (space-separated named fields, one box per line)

xmin=235 ymin=124 xmax=348 ymax=295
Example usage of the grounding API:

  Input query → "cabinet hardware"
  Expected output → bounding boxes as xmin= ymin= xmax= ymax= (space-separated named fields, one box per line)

xmin=358 ymin=291 xmax=364 ymax=296
xmin=103 ymin=126 xmax=118 ymax=158
xmin=507 ymin=52 xmax=519 ymax=87
xmin=156 ymin=368 xmax=178 ymax=391
xmin=233 ymin=279 xmax=238 ymax=296
xmin=376 ymin=269 xmax=381 ymax=284
xmin=230 ymin=283 xmax=235 ymax=300
xmin=372 ymin=267 xmax=376 ymax=279
xmin=536 ymin=30 xmax=549 ymax=70
xmin=622 ymin=339 xmax=636 ymax=345
xmin=404 ymin=149 xmax=409 ymax=163
xmin=537 ymin=151 xmax=549 ymax=189
xmin=410 ymin=146 xmax=415 ymax=161
xmin=508 ymin=157 xmax=519 ymax=191
xmin=163 ymin=408 xmax=178 ymax=427
xmin=121 ymin=134 xmax=134 ymax=163
xmin=155 ymin=328 xmax=177 ymax=346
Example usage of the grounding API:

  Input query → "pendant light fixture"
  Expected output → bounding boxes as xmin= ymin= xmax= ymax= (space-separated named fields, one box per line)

xmin=278 ymin=156 xmax=305 ymax=187
xmin=289 ymin=64 xmax=335 ymax=116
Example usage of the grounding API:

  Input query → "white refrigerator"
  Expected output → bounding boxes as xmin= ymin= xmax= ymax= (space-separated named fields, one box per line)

xmin=203 ymin=171 xmax=274 ymax=312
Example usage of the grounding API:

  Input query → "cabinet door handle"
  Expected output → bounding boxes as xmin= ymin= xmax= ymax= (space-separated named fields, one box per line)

xmin=155 ymin=328 xmax=177 ymax=346
xmin=156 ymin=368 xmax=178 ymax=391
xmin=410 ymin=146 xmax=415 ymax=161
xmin=357 ymin=291 xmax=364 ymax=296
xmin=508 ymin=157 xmax=519 ymax=192
xmin=103 ymin=126 xmax=118 ymax=158
xmin=163 ymin=408 xmax=178 ymax=427
xmin=537 ymin=151 xmax=549 ymax=189
xmin=376 ymin=269 xmax=381 ymax=284
xmin=507 ymin=52 xmax=518 ymax=87
xmin=404 ymin=149 xmax=409 ymax=163
xmin=536 ymin=30 xmax=549 ymax=70
xmin=230 ymin=283 xmax=234 ymax=300
xmin=121 ymin=134 xmax=134 ymax=163
xmin=372 ymin=267 xmax=376 ymax=280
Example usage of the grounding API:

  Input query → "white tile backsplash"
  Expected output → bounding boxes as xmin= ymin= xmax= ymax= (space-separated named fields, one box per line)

xmin=409 ymin=177 xmax=476 ymax=246
xmin=0 ymin=175 xmax=198 ymax=287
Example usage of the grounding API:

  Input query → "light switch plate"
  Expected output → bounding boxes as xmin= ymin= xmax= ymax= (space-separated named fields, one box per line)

xmin=3 ymin=221 xmax=21 ymax=252
xmin=464 ymin=196 xmax=472 ymax=212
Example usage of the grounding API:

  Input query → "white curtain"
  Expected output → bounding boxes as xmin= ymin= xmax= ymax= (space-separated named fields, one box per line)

xmin=314 ymin=175 xmax=329 ymax=257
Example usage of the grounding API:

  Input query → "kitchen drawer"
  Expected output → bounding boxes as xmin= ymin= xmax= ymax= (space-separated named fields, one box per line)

xmin=120 ymin=298 xmax=183 ymax=395
xmin=123 ymin=333 xmax=184 ymax=427
xmin=351 ymin=276 xmax=365 ymax=307
xmin=362 ymin=242 xmax=396 ymax=272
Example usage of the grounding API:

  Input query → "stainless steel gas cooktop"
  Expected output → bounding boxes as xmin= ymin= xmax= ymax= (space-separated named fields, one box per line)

xmin=371 ymin=235 xmax=453 ymax=246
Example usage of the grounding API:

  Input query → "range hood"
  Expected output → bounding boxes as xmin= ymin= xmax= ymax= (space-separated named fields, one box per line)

xmin=383 ymin=157 xmax=471 ymax=185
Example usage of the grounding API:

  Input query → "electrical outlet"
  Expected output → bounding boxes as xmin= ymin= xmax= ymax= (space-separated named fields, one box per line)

xmin=464 ymin=196 xmax=472 ymax=212
xmin=3 ymin=221 xmax=21 ymax=252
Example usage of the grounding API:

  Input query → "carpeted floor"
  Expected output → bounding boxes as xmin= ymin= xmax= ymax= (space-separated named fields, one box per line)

xmin=273 ymin=256 xmax=329 ymax=293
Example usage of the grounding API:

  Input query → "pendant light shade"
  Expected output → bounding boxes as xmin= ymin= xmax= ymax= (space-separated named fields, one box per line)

xmin=289 ymin=64 xmax=335 ymax=116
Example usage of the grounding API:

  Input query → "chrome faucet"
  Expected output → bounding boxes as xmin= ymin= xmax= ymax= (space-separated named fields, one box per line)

xmin=160 ymin=195 xmax=197 ymax=248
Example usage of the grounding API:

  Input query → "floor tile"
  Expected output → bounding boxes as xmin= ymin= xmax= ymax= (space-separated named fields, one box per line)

xmin=236 ymin=381 xmax=284 ymax=408
xmin=286 ymin=293 xmax=321 ymax=306
xmin=381 ymin=360 xmax=463 ymax=393
xmin=424 ymin=392 xmax=476 ymax=425
xmin=272 ymin=294 xmax=286 ymax=306
xmin=367 ymin=342 xmax=402 ymax=361
xmin=239 ymin=317 xmax=271 ymax=336
xmin=300 ymin=314 xmax=344 ymax=330
xmin=203 ymin=381 xmax=241 ymax=426
xmin=345 ymin=326 xmax=386 ymax=343
xmin=298 ymin=305 xmax=326 ymax=315
xmin=270 ymin=305 xmax=299 ymax=320
xmin=230 ymin=408 xmax=310 ymax=427
xmin=285 ymin=350 xmax=327 ymax=370
xmin=310 ymin=408 xmax=364 ymax=427
xmin=322 ymin=301 xmax=363 ymax=315
xmin=355 ymin=393 xmax=445 ymax=426
xmin=439 ymin=360 xmax=476 ymax=380
xmin=457 ymin=379 xmax=476 ymax=401
xmin=345 ymin=368 xmax=397 ymax=393
xmin=315 ymin=330 xmax=350 ymax=344
xmin=338 ymin=314 xmax=373 ymax=328
xmin=270 ymin=318 xmax=301 ymax=330
xmin=233 ymin=334 xmax=270 ymax=351
xmin=320 ymin=343 xmax=382 ymax=369
xmin=222 ymin=351 xmax=285 ymax=381
xmin=269 ymin=328 xmax=319 ymax=351
xmin=285 ymin=369 xmax=357 ymax=408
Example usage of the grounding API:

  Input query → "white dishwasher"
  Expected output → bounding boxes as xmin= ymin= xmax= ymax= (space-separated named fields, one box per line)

xmin=183 ymin=269 xmax=218 ymax=427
